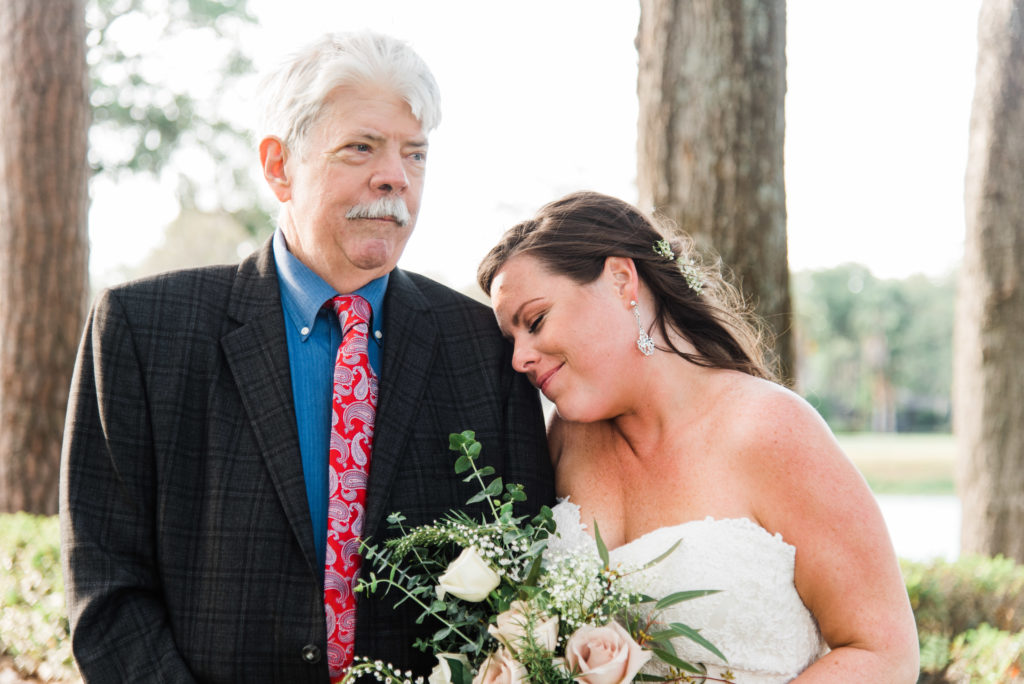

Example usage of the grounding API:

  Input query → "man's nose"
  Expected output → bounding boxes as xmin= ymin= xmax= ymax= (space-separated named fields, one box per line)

xmin=372 ymin=150 xmax=409 ymax=194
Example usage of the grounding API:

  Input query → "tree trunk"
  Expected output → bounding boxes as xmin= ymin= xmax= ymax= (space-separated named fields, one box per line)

xmin=0 ymin=0 xmax=90 ymax=514
xmin=636 ymin=0 xmax=794 ymax=383
xmin=955 ymin=0 xmax=1024 ymax=563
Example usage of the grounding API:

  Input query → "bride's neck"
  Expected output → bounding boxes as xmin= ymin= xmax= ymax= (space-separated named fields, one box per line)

xmin=609 ymin=353 xmax=718 ymax=459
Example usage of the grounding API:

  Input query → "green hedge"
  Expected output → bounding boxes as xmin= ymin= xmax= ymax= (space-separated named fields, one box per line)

xmin=904 ymin=555 xmax=1024 ymax=682
xmin=3 ymin=514 xmax=1024 ymax=682
xmin=0 ymin=513 xmax=77 ymax=682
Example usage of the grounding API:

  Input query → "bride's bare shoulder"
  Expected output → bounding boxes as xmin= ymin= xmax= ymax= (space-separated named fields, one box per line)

xmin=709 ymin=374 xmax=842 ymax=465
xmin=719 ymin=374 xmax=859 ymax=489
xmin=719 ymin=374 xmax=827 ymax=434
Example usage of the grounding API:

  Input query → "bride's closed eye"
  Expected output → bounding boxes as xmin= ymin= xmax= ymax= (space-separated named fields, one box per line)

xmin=528 ymin=313 xmax=546 ymax=334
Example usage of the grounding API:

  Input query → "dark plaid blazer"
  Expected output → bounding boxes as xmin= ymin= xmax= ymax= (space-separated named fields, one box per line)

xmin=59 ymin=238 xmax=553 ymax=683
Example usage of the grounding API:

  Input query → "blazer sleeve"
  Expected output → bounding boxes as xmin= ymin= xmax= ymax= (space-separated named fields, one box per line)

xmin=500 ymin=353 xmax=555 ymax=509
xmin=59 ymin=289 xmax=198 ymax=683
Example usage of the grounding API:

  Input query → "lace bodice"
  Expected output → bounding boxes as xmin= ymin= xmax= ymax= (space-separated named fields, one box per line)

xmin=545 ymin=501 xmax=828 ymax=683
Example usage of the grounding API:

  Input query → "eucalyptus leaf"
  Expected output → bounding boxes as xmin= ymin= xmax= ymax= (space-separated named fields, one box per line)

xmin=668 ymin=622 xmax=727 ymax=662
xmin=648 ymin=628 xmax=685 ymax=642
xmin=528 ymin=539 xmax=549 ymax=555
xmin=650 ymin=648 xmax=703 ymax=674
xmin=654 ymin=589 xmax=720 ymax=610
xmin=593 ymin=519 xmax=611 ymax=568
xmin=466 ymin=490 xmax=490 ymax=505
xmin=446 ymin=658 xmax=471 ymax=684
xmin=638 ymin=539 xmax=682 ymax=571
xmin=523 ymin=553 xmax=544 ymax=587
xmin=448 ymin=432 xmax=468 ymax=450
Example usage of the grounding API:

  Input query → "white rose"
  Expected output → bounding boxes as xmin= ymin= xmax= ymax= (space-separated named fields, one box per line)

xmin=565 ymin=622 xmax=652 ymax=684
xmin=488 ymin=600 xmax=560 ymax=652
xmin=435 ymin=547 xmax=501 ymax=602
xmin=429 ymin=653 xmax=471 ymax=684
xmin=471 ymin=649 xmax=528 ymax=684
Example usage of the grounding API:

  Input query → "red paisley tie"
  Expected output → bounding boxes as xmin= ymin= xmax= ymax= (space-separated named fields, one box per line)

xmin=324 ymin=295 xmax=377 ymax=681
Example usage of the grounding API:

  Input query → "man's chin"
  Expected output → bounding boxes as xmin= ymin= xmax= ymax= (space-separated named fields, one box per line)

xmin=349 ymin=248 xmax=402 ymax=274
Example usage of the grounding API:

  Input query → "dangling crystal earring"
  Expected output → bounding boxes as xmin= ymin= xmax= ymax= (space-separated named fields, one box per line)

xmin=631 ymin=300 xmax=655 ymax=356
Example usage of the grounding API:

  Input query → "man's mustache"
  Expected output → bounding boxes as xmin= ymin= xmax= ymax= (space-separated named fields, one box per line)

xmin=346 ymin=196 xmax=411 ymax=227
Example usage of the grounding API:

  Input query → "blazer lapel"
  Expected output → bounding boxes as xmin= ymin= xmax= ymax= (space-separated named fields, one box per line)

xmin=363 ymin=268 xmax=438 ymax=541
xmin=220 ymin=239 xmax=318 ymax=573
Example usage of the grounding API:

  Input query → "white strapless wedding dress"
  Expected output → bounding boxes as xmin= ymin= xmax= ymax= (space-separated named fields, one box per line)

xmin=545 ymin=500 xmax=828 ymax=683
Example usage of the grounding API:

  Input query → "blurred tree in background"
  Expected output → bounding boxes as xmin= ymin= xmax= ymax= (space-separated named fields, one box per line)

xmin=955 ymin=0 xmax=1024 ymax=564
xmin=0 ymin=0 xmax=90 ymax=514
xmin=87 ymin=0 xmax=269 ymax=240
xmin=0 ymin=0 xmax=264 ymax=514
xmin=793 ymin=264 xmax=954 ymax=434
xmin=636 ymin=0 xmax=794 ymax=383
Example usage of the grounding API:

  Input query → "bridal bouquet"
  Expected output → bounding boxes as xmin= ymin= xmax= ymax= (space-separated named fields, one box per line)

xmin=344 ymin=431 xmax=728 ymax=684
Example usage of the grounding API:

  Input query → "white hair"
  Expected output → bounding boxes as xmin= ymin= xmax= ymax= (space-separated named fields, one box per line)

xmin=257 ymin=31 xmax=441 ymax=157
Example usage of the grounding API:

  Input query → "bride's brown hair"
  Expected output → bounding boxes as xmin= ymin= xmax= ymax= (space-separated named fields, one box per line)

xmin=477 ymin=191 xmax=778 ymax=382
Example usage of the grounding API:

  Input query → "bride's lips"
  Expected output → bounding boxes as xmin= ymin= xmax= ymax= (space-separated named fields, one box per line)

xmin=534 ymin=364 xmax=562 ymax=393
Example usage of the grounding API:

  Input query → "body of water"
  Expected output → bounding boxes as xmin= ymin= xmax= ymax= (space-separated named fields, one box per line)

xmin=876 ymin=494 xmax=960 ymax=561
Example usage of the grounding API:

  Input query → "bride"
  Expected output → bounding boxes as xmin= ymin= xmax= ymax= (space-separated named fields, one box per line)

xmin=477 ymin=191 xmax=919 ymax=682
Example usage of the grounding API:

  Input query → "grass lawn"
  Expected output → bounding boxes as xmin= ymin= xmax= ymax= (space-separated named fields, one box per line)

xmin=838 ymin=432 xmax=955 ymax=495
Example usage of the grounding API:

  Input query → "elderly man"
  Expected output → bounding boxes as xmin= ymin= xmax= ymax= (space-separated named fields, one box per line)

xmin=60 ymin=32 xmax=552 ymax=683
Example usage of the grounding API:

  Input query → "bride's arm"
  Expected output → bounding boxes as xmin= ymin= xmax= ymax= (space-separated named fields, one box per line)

xmin=743 ymin=385 xmax=920 ymax=682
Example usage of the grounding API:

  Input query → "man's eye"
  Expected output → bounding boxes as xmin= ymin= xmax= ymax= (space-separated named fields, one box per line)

xmin=528 ymin=314 xmax=545 ymax=334
xmin=350 ymin=143 xmax=371 ymax=153
xmin=409 ymin=151 xmax=426 ymax=162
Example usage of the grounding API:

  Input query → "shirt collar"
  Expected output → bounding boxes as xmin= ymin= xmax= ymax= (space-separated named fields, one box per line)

xmin=273 ymin=228 xmax=388 ymax=340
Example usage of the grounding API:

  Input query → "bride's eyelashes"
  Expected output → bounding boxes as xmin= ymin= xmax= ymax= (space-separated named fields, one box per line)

xmin=528 ymin=313 xmax=546 ymax=334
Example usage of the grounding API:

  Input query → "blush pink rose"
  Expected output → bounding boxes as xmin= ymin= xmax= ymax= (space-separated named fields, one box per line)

xmin=564 ymin=622 xmax=652 ymax=684
xmin=471 ymin=649 xmax=528 ymax=684
xmin=488 ymin=600 xmax=559 ymax=652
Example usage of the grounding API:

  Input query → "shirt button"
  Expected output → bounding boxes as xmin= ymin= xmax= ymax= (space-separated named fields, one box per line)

xmin=300 ymin=326 xmax=310 ymax=336
xmin=374 ymin=330 xmax=382 ymax=340
xmin=301 ymin=644 xmax=321 ymax=663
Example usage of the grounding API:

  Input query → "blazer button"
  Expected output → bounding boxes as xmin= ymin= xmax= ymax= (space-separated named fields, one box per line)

xmin=301 ymin=644 xmax=321 ymax=663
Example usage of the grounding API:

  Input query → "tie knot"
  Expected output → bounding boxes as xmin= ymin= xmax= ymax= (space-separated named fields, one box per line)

xmin=331 ymin=295 xmax=371 ymax=333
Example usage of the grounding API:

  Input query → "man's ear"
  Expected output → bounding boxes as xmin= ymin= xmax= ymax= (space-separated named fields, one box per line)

xmin=604 ymin=256 xmax=640 ymax=304
xmin=259 ymin=136 xmax=291 ymax=202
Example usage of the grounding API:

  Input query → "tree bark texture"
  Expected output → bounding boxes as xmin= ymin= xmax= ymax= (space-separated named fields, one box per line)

xmin=636 ymin=0 xmax=794 ymax=383
xmin=955 ymin=0 xmax=1024 ymax=563
xmin=0 ymin=0 xmax=90 ymax=514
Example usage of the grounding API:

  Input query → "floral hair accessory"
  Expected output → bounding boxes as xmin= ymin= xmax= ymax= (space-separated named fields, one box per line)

xmin=680 ymin=257 xmax=704 ymax=294
xmin=653 ymin=239 xmax=704 ymax=294
xmin=652 ymin=239 xmax=675 ymax=261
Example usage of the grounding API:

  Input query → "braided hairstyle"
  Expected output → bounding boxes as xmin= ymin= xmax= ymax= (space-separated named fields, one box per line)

xmin=477 ymin=191 xmax=778 ymax=382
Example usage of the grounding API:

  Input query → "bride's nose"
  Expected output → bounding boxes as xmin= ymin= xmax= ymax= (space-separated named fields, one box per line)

xmin=511 ymin=340 xmax=538 ymax=374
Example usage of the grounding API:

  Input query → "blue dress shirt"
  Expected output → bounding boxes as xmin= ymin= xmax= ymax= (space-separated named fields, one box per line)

xmin=272 ymin=229 xmax=387 ymax=577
